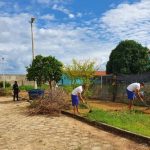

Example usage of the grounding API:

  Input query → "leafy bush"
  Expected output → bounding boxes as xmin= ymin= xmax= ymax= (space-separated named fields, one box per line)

xmin=83 ymin=88 xmax=93 ymax=98
xmin=0 ymin=88 xmax=12 ymax=96
xmin=19 ymin=85 xmax=34 ymax=91
xmin=0 ymin=81 xmax=11 ymax=88
xmin=20 ymin=84 xmax=50 ymax=91
xmin=28 ymin=87 xmax=71 ymax=116
xmin=40 ymin=84 xmax=49 ymax=90
xmin=62 ymin=85 xmax=74 ymax=94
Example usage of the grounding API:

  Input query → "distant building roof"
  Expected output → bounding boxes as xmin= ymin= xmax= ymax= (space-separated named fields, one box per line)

xmin=94 ymin=71 xmax=107 ymax=76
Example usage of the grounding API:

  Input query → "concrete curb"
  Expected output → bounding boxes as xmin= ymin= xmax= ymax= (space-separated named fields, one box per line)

xmin=61 ymin=111 xmax=150 ymax=146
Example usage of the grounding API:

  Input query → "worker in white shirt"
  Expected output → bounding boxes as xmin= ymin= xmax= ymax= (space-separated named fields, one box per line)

xmin=71 ymin=85 xmax=86 ymax=114
xmin=126 ymin=82 xmax=144 ymax=110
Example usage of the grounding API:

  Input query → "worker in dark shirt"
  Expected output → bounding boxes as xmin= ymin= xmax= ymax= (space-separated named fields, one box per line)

xmin=12 ymin=81 xmax=19 ymax=101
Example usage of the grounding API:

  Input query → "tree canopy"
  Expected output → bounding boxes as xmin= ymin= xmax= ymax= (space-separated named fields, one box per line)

xmin=26 ymin=55 xmax=63 ymax=88
xmin=106 ymin=40 xmax=150 ymax=74
xmin=64 ymin=59 xmax=97 ymax=87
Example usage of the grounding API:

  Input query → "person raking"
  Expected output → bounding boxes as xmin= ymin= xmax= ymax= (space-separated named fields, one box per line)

xmin=71 ymin=84 xmax=86 ymax=114
xmin=126 ymin=82 xmax=144 ymax=110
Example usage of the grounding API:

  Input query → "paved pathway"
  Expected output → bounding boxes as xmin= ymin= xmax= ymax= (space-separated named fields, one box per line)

xmin=0 ymin=97 xmax=149 ymax=150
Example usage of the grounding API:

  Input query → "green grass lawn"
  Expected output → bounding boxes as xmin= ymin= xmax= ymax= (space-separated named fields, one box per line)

xmin=86 ymin=109 xmax=150 ymax=137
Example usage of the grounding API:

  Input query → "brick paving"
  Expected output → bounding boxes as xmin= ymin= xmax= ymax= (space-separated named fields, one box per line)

xmin=0 ymin=97 xmax=149 ymax=150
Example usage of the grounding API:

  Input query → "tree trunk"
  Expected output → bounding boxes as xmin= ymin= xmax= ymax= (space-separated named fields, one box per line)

xmin=49 ymin=80 xmax=52 ymax=89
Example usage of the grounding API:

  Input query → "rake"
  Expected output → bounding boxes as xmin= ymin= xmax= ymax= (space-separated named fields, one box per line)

xmin=138 ymin=91 xmax=150 ymax=110
xmin=85 ymin=101 xmax=93 ymax=113
xmin=142 ymin=101 xmax=150 ymax=110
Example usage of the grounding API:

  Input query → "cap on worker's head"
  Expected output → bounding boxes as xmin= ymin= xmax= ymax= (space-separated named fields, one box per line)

xmin=140 ymin=82 xmax=144 ymax=86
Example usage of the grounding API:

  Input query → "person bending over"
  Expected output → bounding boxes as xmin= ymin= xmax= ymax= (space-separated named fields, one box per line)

xmin=126 ymin=82 xmax=144 ymax=110
xmin=71 ymin=84 xmax=86 ymax=114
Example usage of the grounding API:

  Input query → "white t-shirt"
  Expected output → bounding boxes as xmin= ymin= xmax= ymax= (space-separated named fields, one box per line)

xmin=72 ymin=86 xmax=83 ymax=95
xmin=127 ymin=83 xmax=140 ymax=92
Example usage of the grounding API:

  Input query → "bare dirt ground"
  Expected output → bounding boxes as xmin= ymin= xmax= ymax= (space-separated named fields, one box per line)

xmin=87 ymin=99 xmax=150 ymax=114
xmin=0 ymin=97 xmax=149 ymax=150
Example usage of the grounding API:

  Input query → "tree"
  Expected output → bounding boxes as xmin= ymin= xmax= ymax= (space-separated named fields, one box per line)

xmin=26 ymin=55 xmax=63 ymax=89
xmin=0 ymin=81 xmax=11 ymax=88
xmin=26 ymin=55 xmax=43 ymax=87
xmin=106 ymin=40 xmax=150 ymax=74
xmin=64 ymin=59 xmax=97 ymax=87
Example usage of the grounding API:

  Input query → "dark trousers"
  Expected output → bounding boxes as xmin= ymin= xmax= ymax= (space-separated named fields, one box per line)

xmin=13 ymin=91 xmax=19 ymax=101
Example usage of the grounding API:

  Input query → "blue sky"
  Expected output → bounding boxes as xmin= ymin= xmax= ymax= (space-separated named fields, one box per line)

xmin=0 ymin=0 xmax=149 ymax=74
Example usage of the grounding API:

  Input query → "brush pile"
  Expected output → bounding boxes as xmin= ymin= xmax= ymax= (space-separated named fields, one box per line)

xmin=28 ymin=87 xmax=71 ymax=116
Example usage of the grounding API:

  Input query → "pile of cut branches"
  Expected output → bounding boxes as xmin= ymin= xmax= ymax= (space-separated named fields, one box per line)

xmin=28 ymin=87 xmax=70 ymax=116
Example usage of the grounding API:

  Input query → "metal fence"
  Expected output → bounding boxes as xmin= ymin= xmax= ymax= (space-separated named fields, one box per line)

xmin=90 ymin=72 xmax=150 ymax=105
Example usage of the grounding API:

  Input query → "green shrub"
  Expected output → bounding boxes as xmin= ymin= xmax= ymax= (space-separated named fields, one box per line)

xmin=62 ymin=85 xmax=74 ymax=94
xmin=0 ymin=88 xmax=12 ymax=96
xmin=19 ymin=85 xmax=34 ymax=91
xmin=0 ymin=81 xmax=11 ymax=88
xmin=84 ymin=89 xmax=93 ymax=98
xmin=40 ymin=84 xmax=49 ymax=90
xmin=20 ymin=84 xmax=50 ymax=91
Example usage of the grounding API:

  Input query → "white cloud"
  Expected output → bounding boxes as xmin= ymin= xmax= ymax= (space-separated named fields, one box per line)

xmin=37 ymin=0 xmax=72 ymax=5
xmin=34 ymin=24 xmax=113 ymax=71
xmin=52 ymin=4 xmax=82 ymax=19
xmin=40 ymin=14 xmax=55 ymax=20
xmin=52 ymin=4 xmax=75 ymax=19
xmin=2 ymin=0 xmax=150 ymax=74
xmin=52 ymin=4 xmax=68 ymax=14
xmin=0 ymin=12 xmax=112 ymax=73
xmin=0 ymin=13 xmax=34 ymax=73
xmin=100 ymin=0 xmax=150 ymax=45
xmin=68 ymin=14 xmax=75 ymax=19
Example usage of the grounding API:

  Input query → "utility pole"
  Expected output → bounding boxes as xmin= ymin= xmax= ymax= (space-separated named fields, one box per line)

xmin=2 ymin=57 xmax=5 ymax=89
xmin=30 ymin=17 xmax=37 ymax=89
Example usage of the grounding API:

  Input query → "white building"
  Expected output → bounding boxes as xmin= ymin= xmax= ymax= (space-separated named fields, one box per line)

xmin=0 ymin=74 xmax=34 ymax=86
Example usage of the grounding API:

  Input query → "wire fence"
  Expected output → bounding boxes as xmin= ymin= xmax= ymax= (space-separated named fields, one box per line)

xmin=90 ymin=72 xmax=150 ymax=105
